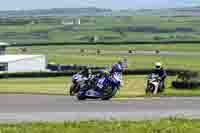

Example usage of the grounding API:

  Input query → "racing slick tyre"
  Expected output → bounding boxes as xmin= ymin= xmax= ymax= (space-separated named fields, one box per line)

xmin=69 ymin=85 xmax=75 ymax=96
xmin=77 ymin=91 xmax=87 ymax=101
xmin=146 ymin=84 xmax=155 ymax=94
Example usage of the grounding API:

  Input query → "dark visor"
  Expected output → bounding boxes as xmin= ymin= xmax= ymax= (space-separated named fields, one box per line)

xmin=156 ymin=66 xmax=161 ymax=68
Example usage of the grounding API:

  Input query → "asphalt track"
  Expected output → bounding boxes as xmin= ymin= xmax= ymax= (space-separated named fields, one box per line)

xmin=1 ymin=94 xmax=200 ymax=122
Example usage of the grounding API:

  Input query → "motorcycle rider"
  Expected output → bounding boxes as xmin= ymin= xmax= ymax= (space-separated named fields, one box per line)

xmin=94 ymin=61 xmax=123 ymax=92
xmin=153 ymin=62 xmax=167 ymax=92
xmin=110 ymin=60 xmax=124 ymax=87
xmin=79 ymin=67 xmax=92 ymax=79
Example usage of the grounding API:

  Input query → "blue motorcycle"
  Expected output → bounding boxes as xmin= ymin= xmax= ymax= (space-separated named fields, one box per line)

xmin=76 ymin=76 xmax=120 ymax=100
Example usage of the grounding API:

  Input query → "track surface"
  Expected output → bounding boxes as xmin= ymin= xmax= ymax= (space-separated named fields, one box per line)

xmin=1 ymin=94 xmax=200 ymax=122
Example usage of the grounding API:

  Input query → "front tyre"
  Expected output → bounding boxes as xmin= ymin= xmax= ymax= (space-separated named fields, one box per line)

xmin=69 ymin=85 xmax=75 ymax=96
xmin=145 ymin=83 xmax=150 ymax=94
xmin=77 ymin=95 xmax=87 ymax=100
xmin=76 ymin=90 xmax=87 ymax=100
xmin=77 ymin=94 xmax=87 ymax=100
xmin=146 ymin=84 xmax=155 ymax=94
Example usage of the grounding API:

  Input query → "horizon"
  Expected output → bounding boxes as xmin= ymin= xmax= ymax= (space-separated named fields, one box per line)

xmin=0 ymin=5 xmax=200 ymax=12
xmin=0 ymin=0 xmax=199 ymax=11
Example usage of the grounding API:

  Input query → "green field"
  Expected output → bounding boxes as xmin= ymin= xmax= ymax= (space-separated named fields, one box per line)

xmin=4 ymin=16 xmax=200 ymax=71
xmin=1 ymin=76 xmax=200 ymax=97
xmin=9 ymin=43 xmax=200 ymax=52
xmin=4 ymin=43 xmax=200 ymax=97
xmin=1 ymin=118 xmax=200 ymax=133
xmin=2 ymin=15 xmax=200 ymax=43
xmin=2 ymin=15 xmax=200 ymax=96
xmin=8 ymin=44 xmax=200 ymax=71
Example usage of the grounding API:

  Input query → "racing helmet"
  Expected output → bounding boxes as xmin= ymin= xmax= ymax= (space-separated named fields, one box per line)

xmin=155 ymin=62 xmax=162 ymax=70
xmin=112 ymin=63 xmax=123 ymax=73
xmin=118 ymin=60 xmax=123 ymax=65
xmin=99 ymin=69 xmax=110 ymax=77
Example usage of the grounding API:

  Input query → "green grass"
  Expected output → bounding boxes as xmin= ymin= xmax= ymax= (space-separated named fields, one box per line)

xmin=0 ymin=77 xmax=69 ymax=95
xmin=19 ymin=44 xmax=200 ymax=52
xmin=0 ymin=24 xmax=52 ymax=33
xmin=2 ymin=15 xmax=200 ymax=43
xmin=7 ymin=44 xmax=200 ymax=71
xmin=1 ymin=76 xmax=200 ymax=97
xmin=1 ymin=118 xmax=200 ymax=133
xmin=5 ymin=44 xmax=200 ymax=97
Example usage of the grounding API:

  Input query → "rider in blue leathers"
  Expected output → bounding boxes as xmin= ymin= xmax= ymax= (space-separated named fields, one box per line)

xmin=95 ymin=60 xmax=124 ymax=91
xmin=110 ymin=61 xmax=124 ymax=87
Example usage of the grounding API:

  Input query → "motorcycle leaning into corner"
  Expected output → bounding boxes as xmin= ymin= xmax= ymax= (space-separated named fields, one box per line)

xmin=145 ymin=73 xmax=164 ymax=95
xmin=76 ymin=71 xmax=122 ymax=101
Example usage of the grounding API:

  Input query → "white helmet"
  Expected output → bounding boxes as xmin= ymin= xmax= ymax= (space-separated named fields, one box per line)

xmin=155 ymin=62 xmax=162 ymax=69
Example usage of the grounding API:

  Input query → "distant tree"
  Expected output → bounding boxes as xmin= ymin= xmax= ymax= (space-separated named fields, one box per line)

xmin=153 ymin=36 xmax=162 ymax=41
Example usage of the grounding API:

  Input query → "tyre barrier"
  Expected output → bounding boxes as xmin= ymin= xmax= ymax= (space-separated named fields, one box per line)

xmin=10 ymin=41 xmax=200 ymax=47
xmin=172 ymin=81 xmax=200 ymax=89
xmin=0 ymin=68 xmax=197 ymax=79
xmin=47 ymin=64 xmax=106 ymax=71
xmin=123 ymin=69 xmax=197 ymax=76
xmin=0 ymin=71 xmax=79 ymax=78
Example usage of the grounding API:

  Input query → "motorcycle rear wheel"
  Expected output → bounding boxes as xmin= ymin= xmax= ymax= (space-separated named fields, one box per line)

xmin=101 ymin=85 xmax=118 ymax=100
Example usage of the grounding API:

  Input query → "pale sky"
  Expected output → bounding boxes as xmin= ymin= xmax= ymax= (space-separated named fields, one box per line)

xmin=0 ymin=0 xmax=199 ymax=11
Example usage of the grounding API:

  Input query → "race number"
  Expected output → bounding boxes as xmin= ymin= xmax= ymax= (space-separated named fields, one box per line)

xmin=97 ymin=78 xmax=105 ymax=88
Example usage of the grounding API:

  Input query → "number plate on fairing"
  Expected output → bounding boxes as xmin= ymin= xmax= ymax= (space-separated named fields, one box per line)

xmin=97 ymin=78 xmax=105 ymax=88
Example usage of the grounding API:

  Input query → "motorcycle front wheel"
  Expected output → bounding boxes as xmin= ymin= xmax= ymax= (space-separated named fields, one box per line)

xmin=69 ymin=85 xmax=75 ymax=96
xmin=146 ymin=84 xmax=155 ymax=94
xmin=77 ymin=92 xmax=87 ymax=100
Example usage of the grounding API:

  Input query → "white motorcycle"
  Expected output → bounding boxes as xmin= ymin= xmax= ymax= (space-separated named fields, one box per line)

xmin=146 ymin=73 xmax=161 ymax=95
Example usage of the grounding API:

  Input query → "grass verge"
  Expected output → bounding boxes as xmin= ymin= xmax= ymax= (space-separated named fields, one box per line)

xmin=1 ymin=76 xmax=200 ymax=97
xmin=8 ymin=45 xmax=200 ymax=71
xmin=1 ymin=118 xmax=200 ymax=133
